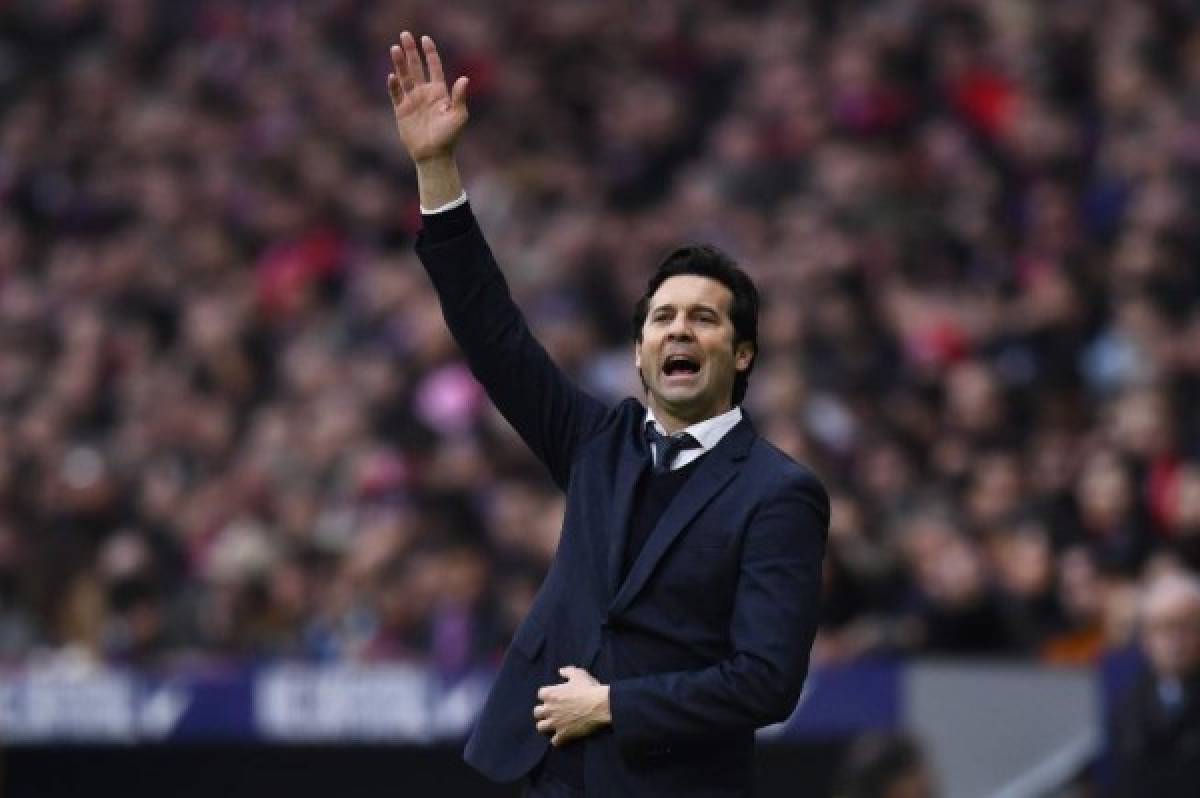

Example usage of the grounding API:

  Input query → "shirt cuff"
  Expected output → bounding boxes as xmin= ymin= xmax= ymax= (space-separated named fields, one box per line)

xmin=420 ymin=198 xmax=474 ymax=243
xmin=420 ymin=192 xmax=468 ymax=214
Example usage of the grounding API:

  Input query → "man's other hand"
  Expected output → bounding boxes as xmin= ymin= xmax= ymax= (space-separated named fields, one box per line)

xmin=534 ymin=666 xmax=612 ymax=746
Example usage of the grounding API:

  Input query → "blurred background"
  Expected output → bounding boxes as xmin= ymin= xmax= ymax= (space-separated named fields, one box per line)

xmin=1 ymin=0 xmax=1200 ymax=796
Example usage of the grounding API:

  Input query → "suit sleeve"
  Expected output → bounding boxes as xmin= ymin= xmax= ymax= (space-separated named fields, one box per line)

xmin=607 ymin=471 xmax=829 ymax=751
xmin=414 ymin=203 xmax=610 ymax=490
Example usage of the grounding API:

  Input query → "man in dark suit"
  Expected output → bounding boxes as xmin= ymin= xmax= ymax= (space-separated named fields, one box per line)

xmin=387 ymin=32 xmax=829 ymax=796
xmin=1112 ymin=572 xmax=1200 ymax=798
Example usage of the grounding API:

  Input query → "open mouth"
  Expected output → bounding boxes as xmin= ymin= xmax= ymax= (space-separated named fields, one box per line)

xmin=662 ymin=354 xmax=701 ymax=378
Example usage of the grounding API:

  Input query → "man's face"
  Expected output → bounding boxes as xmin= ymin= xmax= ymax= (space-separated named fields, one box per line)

xmin=635 ymin=275 xmax=754 ymax=430
xmin=1143 ymin=592 xmax=1200 ymax=680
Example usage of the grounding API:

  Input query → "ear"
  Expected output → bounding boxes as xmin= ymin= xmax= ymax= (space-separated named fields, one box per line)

xmin=734 ymin=341 xmax=755 ymax=373
xmin=634 ymin=340 xmax=642 ymax=371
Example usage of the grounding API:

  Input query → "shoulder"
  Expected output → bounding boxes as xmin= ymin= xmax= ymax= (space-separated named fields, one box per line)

xmin=572 ymin=396 xmax=646 ymax=458
xmin=746 ymin=436 xmax=830 ymax=522
xmin=614 ymin=396 xmax=647 ymax=420
xmin=600 ymin=397 xmax=647 ymax=437
xmin=748 ymin=436 xmax=826 ymax=494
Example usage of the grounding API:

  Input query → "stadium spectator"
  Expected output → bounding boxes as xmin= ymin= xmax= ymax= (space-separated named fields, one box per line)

xmin=1112 ymin=571 xmax=1200 ymax=797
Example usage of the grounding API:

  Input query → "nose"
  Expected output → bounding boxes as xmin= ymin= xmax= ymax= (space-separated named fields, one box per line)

xmin=665 ymin=315 xmax=693 ymax=340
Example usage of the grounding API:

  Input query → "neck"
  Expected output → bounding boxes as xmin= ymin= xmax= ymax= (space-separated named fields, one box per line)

xmin=649 ymin=400 xmax=732 ymax=434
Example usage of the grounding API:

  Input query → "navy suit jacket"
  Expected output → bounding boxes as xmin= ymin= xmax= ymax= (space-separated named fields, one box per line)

xmin=416 ymin=205 xmax=829 ymax=797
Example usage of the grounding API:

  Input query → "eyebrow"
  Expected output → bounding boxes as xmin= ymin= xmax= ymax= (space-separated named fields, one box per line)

xmin=650 ymin=303 xmax=721 ymax=315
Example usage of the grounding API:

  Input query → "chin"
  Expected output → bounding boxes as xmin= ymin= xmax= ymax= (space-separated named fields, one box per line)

xmin=656 ymin=386 xmax=702 ymax=404
xmin=660 ymin=396 xmax=712 ymax=419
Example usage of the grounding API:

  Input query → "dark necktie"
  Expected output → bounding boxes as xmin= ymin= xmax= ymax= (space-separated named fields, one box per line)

xmin=644 ymin=424 xmax=702 ymax=474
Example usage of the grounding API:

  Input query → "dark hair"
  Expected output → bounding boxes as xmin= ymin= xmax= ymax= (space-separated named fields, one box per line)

xmin=632 ymin=244 xmax=759 ymax=405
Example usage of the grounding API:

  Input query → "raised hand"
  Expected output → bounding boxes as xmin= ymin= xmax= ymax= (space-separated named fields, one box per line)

xmin=387 ymin=32 xmax=469 ymax=164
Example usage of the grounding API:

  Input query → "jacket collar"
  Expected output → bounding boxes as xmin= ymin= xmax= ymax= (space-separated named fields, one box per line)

xmin=644 ymin=405 xmax=743 ymax=462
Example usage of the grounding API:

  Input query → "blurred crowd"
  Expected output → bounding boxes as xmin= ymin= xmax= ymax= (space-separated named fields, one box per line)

xmin=1 ymin=0 xmax=1199 ymax=682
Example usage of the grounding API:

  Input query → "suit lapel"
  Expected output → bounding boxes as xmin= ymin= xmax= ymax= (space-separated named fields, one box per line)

xmin=607 ymin=423 xmax=650 ymax=599
xmin=608 ymin=415 xmax=756 ymax=615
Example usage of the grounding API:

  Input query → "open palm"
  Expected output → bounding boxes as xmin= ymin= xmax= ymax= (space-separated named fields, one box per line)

xmin=388 ymin=32 xmax=469 ymax=163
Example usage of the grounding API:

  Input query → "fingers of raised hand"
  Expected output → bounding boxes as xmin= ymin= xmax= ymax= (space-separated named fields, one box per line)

xmin=401 ymin=31 xmax=425 ymax=85
xmin=387 ymin=72 xmax=403 ymax=104
xmin=389 ymin=32 xmax=465 ymax=115
xmin=389 ymin=47 xmax=412 ymax=96
xmin=389 ymin=45 xmax=405 ymax=80
xmin=389 ymin=32 xmax=426 ymax=95
xmin=421 ymin=35 xmax=445 ymax=85
xmin=450 ymin=76 xmax=469 ymax=109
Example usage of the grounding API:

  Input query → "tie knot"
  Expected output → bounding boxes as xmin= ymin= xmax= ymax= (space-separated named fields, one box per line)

xmin=645 ymin=424 xmax=702 ymax=473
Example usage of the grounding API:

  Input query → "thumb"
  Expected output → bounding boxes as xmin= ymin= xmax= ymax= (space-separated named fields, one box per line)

xmin=450 ymin=76 xmax=469 ymax=109
xmin=559 ymin=666 xmax=575 ymax=679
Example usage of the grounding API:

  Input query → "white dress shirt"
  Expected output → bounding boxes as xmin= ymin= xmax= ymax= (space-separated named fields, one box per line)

xmin=645 ymin=406 xmax=743 ymax=470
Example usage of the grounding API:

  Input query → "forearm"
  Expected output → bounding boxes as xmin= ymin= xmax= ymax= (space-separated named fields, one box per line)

xmin=415 ymin=155 xmax=464 ymax=210
xmin=608 ymin=654 xmax=806 ymax=750
xmin=414 ymin=207 xmax=609 ymax=489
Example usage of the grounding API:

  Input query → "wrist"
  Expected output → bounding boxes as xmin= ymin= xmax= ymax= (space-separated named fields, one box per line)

xmin=414 ymin=157 xmax=464 ymax=210
xmin=595 ymin=685 xmax=611 ymax=725
xmin=414 ymin=153 xmax=457 ymax=169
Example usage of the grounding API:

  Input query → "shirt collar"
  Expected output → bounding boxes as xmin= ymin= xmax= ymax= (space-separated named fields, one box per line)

xmin=645 ymin=405 xmax=743 ymax=453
